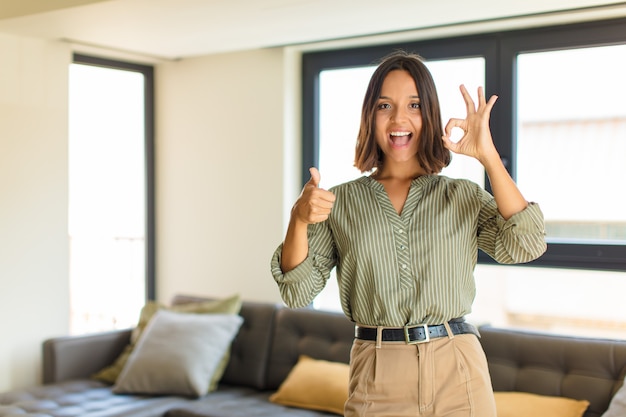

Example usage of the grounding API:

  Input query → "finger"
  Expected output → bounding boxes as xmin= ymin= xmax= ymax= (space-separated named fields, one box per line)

xmin=303 ymin=190 xmax=335 ymax=223
xmin=311 ymin=204 xmax=333 ymax=216
xmin=307 ymin=167 xmax=321 ymax=187
xmin=295 ymin=192 xmax=334 ymax=224
xmin=441 ymin=134 xmax=455 ymax=151
xmin=312 ymin=190 xmax=336 ymax=207
xmin=485 ymin=94 xmax=498 ymax=112
xmin=441 ymin=133 xmax=462 ymax=154
xmin=443 ymin=117 xmax=466 ymax=138
xmin=459 ymin=84 xmax=476 ymax=114
xmin=318 ymin=187 xmax=337 ymax=205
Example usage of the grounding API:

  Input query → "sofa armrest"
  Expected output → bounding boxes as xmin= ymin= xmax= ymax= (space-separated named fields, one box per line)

xmin=42 ymin=328 xmax=132 ymax=384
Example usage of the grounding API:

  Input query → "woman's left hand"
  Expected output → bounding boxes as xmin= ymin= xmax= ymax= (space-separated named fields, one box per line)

xmin=442 ymin=85 xmax=499 ymax=164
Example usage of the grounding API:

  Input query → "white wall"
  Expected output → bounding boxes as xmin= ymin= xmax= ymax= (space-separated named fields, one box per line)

xmin=0 ymin=37 xmax=292 ymax=391
xmin=155 ymin=48 xmax=288 ymax=305
xmin=0 ymin=34 xmax=70 ymax=391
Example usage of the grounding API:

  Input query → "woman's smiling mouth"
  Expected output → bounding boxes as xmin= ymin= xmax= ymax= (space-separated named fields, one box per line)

xmin=389 ymin=131 xmax=412 ymax=148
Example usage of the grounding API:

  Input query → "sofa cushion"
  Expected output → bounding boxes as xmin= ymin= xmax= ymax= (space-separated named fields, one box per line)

xmin=0 ymin=380 xmax=192 ymax=417
xmin=113 ymin=310 xmax=243 ymax=397
xmin=265 ymin=307 xmax=354 ymax=390
xmin=269 ymin=356 xmax=349 ymax=415
xmin=494 ymin=392 xmax=589 ymax=417
xmin=164 ymin=386 xmax=338 ymax=417
xmin=479 ymin=326 xmax=626 ymax=417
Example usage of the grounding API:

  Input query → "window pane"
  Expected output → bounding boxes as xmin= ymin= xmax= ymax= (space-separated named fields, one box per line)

xmin=428 ymin=57 xmax=485 ymax=187
xmin=69 ymin=63 xmax=146 ymax=334
xmin=516 ymin=45 xmax=626 ymax=244
xmin=319 ymin=66 xmax=375 ymax=188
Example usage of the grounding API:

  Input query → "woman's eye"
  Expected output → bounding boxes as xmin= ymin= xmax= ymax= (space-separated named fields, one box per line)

xmin=377 ymin=103 xmax=391 ymax=110
xmin=410 ymin=102 xmax=421 ymax=109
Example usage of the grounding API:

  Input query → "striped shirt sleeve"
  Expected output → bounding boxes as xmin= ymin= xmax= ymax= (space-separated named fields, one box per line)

xmin=476 ymin=184 xmax=547 ymax=263
xmin=270 ymin=221 xmax=337 ymax=308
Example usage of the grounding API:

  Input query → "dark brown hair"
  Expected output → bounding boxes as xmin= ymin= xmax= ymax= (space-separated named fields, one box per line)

xmin=354 ymin=50 xmax=451 ymax=174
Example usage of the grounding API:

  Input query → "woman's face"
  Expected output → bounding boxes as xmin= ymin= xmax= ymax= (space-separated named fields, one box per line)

xmin=374 ymin=69 xmax=422 ymax=166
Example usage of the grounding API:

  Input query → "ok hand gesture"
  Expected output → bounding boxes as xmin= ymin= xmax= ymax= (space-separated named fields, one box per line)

xmin=442 ymin=85 xmax=499 ymax=165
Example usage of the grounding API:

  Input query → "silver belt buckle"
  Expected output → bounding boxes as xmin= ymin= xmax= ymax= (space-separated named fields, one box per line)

xmin=404 ymin=324 xmax=430 ymax=344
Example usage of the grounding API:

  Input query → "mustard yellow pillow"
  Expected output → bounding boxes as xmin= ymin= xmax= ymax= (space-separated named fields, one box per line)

xmin=269 ymin=356 xmax=349 ymax=415
xmin=494 ymin=392 xmax=590 ymax=417
xmin=92 ymin=294 xmax=242 ymax=390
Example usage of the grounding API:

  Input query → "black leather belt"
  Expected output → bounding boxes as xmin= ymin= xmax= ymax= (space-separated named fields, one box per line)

xmin=355 ymin=320 xmax=479 ymax=344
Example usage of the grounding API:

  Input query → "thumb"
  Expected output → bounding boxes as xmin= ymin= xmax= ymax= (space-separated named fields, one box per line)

xmin=307 ymin=167 xmax=321 ymax=187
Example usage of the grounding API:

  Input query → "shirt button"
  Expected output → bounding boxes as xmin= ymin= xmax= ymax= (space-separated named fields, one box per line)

xmin=401 ymin=264 xmax=407 ymax=269
xmin=399 ymin=245 xmax=405 ymax=250
xmin=397 ymin=229 xmax=404 ymax=234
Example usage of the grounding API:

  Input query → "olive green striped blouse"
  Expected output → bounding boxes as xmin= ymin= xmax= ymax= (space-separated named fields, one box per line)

xmin=271 ymin=174 xmax=546 ymax=327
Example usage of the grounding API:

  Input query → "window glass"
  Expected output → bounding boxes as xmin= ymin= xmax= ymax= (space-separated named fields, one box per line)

xmin=69 ymin=62 xmax=147 ymax=334
xmin=470 ymin=264 xmax=626 ymax=340
xmin=428 ymin=57 xmax=485 ymax=186
xmin=318 ymin=66 xmax=375 ymax=188
xmin=516 ymin=45 xmax=626 ymax=243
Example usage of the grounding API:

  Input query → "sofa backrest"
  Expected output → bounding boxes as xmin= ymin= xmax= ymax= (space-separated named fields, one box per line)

xmin=220 ymin=300 xmax=279 ymax=389
xmin=170 ymin=295 xmax=355 ymax=391
xmin=479 ymin=325 xmax=626 ymax=417
xmin=170 ymin=295 xmax=280 ymax=390
xmin=265 ymin=306 xmax=355 ymax=390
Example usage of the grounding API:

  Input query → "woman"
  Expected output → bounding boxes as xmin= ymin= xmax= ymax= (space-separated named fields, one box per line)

xmin=271 ymin=51 xmax=546 ymax=416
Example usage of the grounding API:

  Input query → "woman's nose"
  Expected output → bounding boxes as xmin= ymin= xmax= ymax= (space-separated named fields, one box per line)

xmin=390 ymin=107 xmax=407 ymax=121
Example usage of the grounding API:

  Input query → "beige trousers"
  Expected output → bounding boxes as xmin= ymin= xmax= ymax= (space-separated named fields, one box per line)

xmin=344 ymin=334 xmax=497 ymax=417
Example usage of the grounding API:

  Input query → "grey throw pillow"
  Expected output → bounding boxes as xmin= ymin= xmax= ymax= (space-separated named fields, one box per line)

xmin=113 ymin=309 xmax=243 ymax=397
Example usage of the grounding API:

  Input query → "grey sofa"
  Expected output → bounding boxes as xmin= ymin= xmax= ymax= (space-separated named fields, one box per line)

xmin=1 ymin=294 xmax=625 ymax=417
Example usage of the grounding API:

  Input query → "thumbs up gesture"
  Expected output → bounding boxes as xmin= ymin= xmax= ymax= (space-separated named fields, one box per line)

xmin=292 ymin=167 xmax=336 ymax=224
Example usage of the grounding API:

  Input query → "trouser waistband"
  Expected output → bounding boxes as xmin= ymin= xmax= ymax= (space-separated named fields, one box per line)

xmin=355 ymin=319 xmax=479 ymax=344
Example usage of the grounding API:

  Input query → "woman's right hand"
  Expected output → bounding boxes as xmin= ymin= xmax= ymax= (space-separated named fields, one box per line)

xmin=292 ymin=167 xmax=336 ymax=225
xmin=281 ymin=167 xmax=335 ymax=272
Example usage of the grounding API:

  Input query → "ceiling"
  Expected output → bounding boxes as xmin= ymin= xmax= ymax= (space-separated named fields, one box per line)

xmin=0 ymin=0 xmax=624 ymax=61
